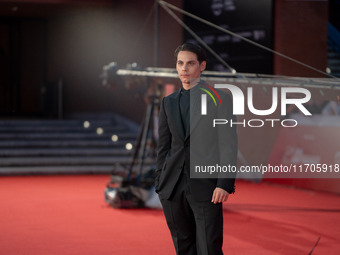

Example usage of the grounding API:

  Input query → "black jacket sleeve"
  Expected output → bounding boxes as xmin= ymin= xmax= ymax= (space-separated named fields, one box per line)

xmin=155 ymin=97 xmax=172 ymax=191
xmin=216 ymin=92 xmax=238 ymax=194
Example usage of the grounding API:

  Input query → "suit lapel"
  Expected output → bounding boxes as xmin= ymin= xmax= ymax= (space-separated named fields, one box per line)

xmin=185 ymin=84 xmax=215 ymax=142
xmin=169 ymin=90 xmax=186 ymax=141
xmin=186 ymin=92 xmax=201 ymax=141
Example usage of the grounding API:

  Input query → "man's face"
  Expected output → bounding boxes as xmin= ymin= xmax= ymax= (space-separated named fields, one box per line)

xmin=176 ymin=51 xmax=206 ymax=87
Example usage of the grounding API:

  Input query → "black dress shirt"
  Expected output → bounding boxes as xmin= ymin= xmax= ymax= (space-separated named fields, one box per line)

xmin=179 ymin=87 xmax=190 ymax=134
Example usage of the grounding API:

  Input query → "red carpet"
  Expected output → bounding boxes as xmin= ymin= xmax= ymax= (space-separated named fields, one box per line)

xmin=0 ymin=175 xmax=339 ymax=254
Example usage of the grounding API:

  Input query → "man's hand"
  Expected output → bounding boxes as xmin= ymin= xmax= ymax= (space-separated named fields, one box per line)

xmin=211 ymin=187 xmax=230 ymax=204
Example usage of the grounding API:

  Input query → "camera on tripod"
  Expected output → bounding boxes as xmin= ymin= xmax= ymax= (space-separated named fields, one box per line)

xmin=100 ymin=62 xmax=178 ymax=209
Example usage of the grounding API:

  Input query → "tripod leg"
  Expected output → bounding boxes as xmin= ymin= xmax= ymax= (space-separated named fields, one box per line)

xmin=126 ymin=108 xmax=147 ymax=181
xmin=136 ymin=100 xmax=154 ymax=185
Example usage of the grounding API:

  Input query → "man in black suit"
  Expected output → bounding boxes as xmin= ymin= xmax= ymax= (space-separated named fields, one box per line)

xmin=155 ymin=43 xmax=237 ymax=255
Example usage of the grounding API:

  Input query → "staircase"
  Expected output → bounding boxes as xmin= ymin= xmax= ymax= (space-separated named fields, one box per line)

xmin=327 ymin=46 xmax=340 ymax=77
xmin=0 ymin=115 xmax=155 ymax=175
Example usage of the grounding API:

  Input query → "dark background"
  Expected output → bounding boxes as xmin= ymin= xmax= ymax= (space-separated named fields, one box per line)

xmin=184 ymin=0 xmax=273 ymax=74
xmin=0 ymin=0 xmax=331 ymax=120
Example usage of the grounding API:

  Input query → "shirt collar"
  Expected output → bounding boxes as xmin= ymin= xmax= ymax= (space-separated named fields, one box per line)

xmin=180 ymin=80 xmax=206 ymax=93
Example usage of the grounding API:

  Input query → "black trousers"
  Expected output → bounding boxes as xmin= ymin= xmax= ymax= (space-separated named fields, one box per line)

xmin=160 ymin=172 xmax=224 ymax=255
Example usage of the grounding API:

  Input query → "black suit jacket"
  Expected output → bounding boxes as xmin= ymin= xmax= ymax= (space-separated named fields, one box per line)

xmin=155 ymin=82 xmax=238 ymax=201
